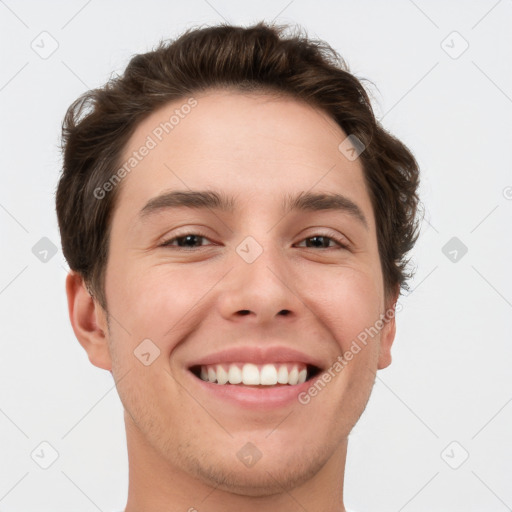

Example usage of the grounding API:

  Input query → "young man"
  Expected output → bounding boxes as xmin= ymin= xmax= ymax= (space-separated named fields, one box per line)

xmin=56 ymin=22 xmax=421 ymax=512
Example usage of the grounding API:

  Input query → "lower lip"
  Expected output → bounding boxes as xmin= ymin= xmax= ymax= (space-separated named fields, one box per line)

xmin=186 ymin=370 xmax=321 ymax=410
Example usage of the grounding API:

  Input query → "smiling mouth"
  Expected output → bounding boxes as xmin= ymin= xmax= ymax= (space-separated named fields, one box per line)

xmin=189 ymin=362 xmax=322 ymax=386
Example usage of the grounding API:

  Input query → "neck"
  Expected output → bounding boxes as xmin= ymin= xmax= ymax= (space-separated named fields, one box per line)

xmin=123 ymin=412 xmax=347 ymax=512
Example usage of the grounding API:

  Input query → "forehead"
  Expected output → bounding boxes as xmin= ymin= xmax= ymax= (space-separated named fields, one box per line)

xmin=114 ymin=90 xmax=374 ymax=229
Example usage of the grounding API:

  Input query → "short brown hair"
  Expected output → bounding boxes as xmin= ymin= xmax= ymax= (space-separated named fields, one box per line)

xmin=56 ymin=21 xmax=421 ymax=310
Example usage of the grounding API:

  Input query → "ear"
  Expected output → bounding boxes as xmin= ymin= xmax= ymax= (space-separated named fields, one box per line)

xmin=377 ymin=285 xmax=400 ymax=370
xmin=65 ymin=271 xmax=112 ymax=371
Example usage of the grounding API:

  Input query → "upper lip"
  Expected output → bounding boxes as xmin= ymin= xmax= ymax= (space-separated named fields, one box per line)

xmin=187 ymin=345 xmax=324 ymax=369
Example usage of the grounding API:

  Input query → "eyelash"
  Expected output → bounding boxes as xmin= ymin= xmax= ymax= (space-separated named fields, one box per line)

xmin=159 ymin=231 xmax=350 ymax=251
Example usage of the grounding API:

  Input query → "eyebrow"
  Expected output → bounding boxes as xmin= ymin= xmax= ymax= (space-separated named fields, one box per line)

xmin=139 ymin=189 xmax=369 ymax=230
xmin=284 ymin=190 xmax=369 ymax=230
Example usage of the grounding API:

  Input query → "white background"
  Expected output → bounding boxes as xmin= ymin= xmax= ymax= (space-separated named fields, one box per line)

xmin=1 ymin=1 xmax=511 ymax=511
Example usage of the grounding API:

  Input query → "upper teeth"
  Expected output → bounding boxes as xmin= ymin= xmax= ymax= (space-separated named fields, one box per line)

xmin=199 ymin=363 xmax=308 ymax=386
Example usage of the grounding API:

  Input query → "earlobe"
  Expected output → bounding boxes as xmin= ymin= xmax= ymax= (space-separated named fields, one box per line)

xmin=377 ymin=316 xmax=396 ymax=369
xmin=377 ymin=287 xmax=400 ymax=370
xmin=65 ymin=271 xmax=112 ymax=371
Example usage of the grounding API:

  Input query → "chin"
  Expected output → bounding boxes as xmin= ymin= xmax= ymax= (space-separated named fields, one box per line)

xmin=175 ymin=440 xmax=332 ymax=496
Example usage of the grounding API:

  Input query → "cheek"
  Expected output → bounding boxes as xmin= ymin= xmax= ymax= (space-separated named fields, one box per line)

xmin=105 ymin=244 xmax=384 ymax=363
xmin=106 ymin=261 xmax=215 ymax=354
xmin=305 ymin=264 xmax=383 ymax=353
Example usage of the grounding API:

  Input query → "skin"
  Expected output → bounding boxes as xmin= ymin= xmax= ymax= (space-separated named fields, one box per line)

xmin=66 ymin=90 xmax=399 ymax=512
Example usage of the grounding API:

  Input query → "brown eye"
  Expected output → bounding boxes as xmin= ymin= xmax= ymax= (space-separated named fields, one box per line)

xmin=160 ymin=232 xmax=212 ymax=249
xmin=296 ymin=234 xmax=349 ymax=250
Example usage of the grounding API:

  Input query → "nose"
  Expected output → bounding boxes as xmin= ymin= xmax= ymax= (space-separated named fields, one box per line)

xmin=216 ymin=239 xmax=304 ymax=325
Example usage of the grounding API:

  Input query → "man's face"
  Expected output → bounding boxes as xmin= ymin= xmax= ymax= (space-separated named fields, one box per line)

xmin=95 ymin=90 xmax=396 ymax=494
